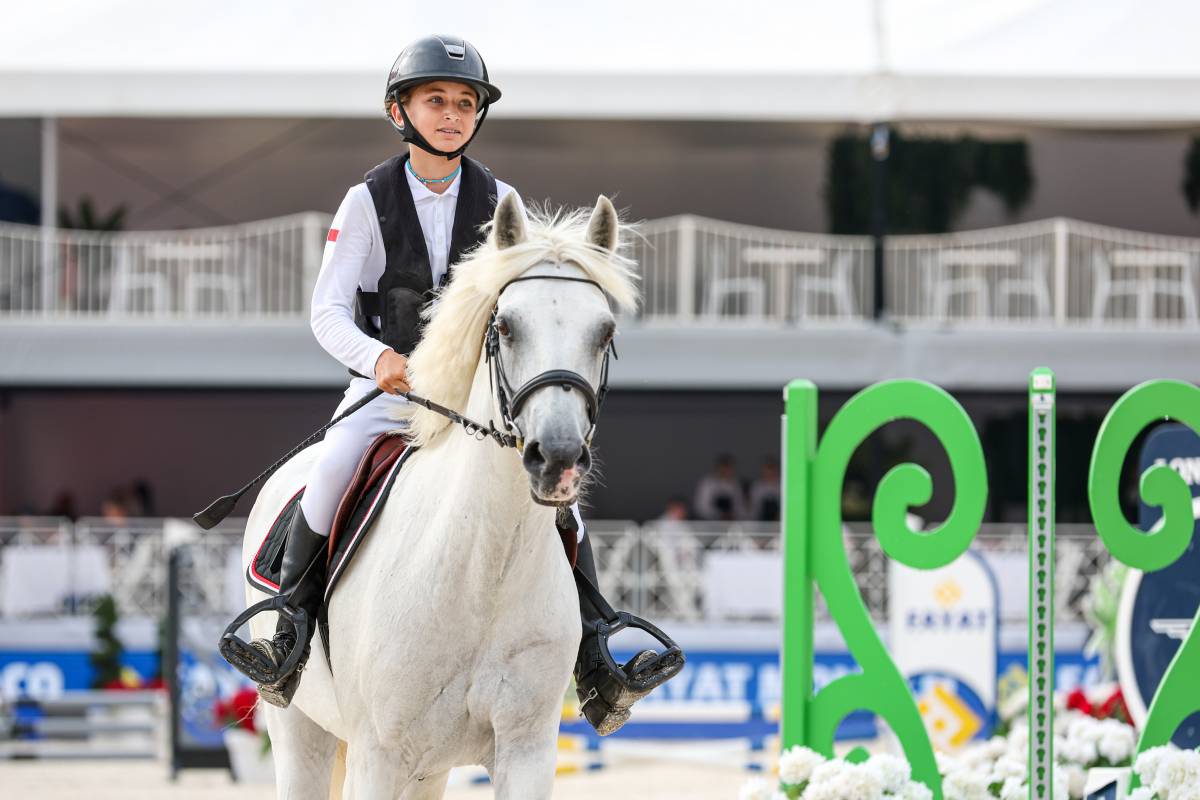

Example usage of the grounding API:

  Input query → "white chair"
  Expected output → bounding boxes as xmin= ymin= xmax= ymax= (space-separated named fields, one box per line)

xmin=183 ymin=272 xmax=242 ymax=314
xmin=704 ymin=248 xmax=767 ymax=320
xmin=792 ymin=252 xmax=857 ymax=321
xmin=742 ymin=246 xmax=857 ymax=322
xmin=995 ymin=252 xmax=1052 ymax=320
xmin=107 ymin=246 xmax=171 ymax=315
xmin=1092 ymin=249 xmax=1198 ymax=325
xmin=929 ymin=249 xmax=999 ymax=321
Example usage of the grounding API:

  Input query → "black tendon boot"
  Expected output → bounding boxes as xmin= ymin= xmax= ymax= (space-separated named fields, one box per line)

xmin=250 ymin=510 xmax=327 ymax=708
xmin=573 ymin=533 xmax=685 ymax=735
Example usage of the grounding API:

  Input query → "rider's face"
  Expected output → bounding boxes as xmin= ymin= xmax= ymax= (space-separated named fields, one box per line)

xmin=393 ymin=81 xmax=479 ymax=150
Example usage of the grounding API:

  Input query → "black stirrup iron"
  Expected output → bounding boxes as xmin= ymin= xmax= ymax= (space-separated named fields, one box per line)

xmin=587 ymin=612 xmax=684 ymax=695
xmin=574 ymin=569 xmax=685 ymax=696
xmin=218 ymin=595 xmax=311 ymax=685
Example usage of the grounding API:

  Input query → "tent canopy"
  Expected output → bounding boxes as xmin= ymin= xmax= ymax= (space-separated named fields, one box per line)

xmin=3 ymin=0 xmax=1200 ymax=125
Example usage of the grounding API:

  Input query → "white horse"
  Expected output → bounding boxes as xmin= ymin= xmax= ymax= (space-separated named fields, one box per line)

xmin=239 ymin=193 xmax=637 ymax=799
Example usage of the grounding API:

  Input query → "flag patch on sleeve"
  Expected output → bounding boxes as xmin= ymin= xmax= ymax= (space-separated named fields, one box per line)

xmin=327 ymin=228 xmax=340 ymax=242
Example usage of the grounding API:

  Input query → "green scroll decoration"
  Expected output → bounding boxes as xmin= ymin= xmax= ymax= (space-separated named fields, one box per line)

xmin=783 ymin=379 xmax=988 ymax=799
xmin=1087 ymin=380 xmax=1200 ymax=759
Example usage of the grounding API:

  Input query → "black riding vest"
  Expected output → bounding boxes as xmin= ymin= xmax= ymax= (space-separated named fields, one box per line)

xmin=351 ymin=153 xmax=498 ymax=377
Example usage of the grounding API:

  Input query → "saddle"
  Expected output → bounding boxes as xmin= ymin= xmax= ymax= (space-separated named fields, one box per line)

xmin=245 ymin=432 xmax=580 ymax=603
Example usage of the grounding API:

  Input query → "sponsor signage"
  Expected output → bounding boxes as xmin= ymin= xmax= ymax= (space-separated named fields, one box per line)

xmin=889 ymin=550 xmax=1000 ymax=750
xmin=1116 ymin=424 xmax=1200 ymax=748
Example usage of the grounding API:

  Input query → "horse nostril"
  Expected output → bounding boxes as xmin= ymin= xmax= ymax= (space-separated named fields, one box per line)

xmin=577 ymin=447 xmax=592 ymax=473
xmin=522 ymin=440 xmax=546 ymax=472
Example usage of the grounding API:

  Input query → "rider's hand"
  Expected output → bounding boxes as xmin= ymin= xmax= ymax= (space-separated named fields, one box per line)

xmin=374 ymin=350 xmax=411 ymax=395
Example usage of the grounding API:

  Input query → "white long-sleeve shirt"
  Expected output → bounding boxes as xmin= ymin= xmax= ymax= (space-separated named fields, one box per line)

xmin=310 ymin=164 xmax=519 ymax=379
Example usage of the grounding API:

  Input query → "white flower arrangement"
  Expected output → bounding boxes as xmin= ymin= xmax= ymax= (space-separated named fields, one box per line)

xmin=739 ymin=748 xmax=936 ymax=796
xmin=1127 ymin=744 xmax=1200 ymax=800
xmin=740 ymin=747 xmax=932 ymax=800
xmin=741 ymin=727 xmax=1195 ymax=800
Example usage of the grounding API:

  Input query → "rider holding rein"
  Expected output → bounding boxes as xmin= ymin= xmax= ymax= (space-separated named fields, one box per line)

xmin=237 ymin=35 xmax=681 ymax=734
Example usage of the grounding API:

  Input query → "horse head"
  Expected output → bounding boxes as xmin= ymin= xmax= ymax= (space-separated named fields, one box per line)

xmin=489 ymin=193 xmax=621 ymax=504
xmin=402 ymin=193 xmax=638 ymax=506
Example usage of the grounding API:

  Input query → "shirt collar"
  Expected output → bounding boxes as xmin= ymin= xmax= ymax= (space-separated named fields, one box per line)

xmin=405 ymin=160 xmax=462 ymax=202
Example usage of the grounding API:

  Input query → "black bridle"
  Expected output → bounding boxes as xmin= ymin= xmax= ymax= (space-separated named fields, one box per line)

xmin=411 ymin=274 xmax=616 ymax=452
xmin=484 ymin=275 xmax=615 ymax=452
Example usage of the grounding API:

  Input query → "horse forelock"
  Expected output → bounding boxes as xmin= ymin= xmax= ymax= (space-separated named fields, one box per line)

xmin=396 ymin=204 xmax=640 ymax=447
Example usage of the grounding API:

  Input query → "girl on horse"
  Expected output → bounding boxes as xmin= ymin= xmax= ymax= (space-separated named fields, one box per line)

xmin=231 ymin=34 xmax=681 ymax=735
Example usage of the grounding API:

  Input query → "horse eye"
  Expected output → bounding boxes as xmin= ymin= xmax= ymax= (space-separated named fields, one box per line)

xmin=496 ymin=318 xmax=511 ymax=338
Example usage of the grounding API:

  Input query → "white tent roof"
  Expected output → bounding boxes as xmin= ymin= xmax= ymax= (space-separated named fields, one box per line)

xmin=4 ymin=0 xmax=1200 ymax=125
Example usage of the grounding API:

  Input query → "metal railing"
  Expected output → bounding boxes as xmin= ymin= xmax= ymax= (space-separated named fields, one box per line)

xmin=0 ymin=517 xmax=243 ymax=618
xmin=0 ymin=213 xmax=329 ymax=318
xmin=0 ymin=517 xmax=1104 ymax=624
xmin=632 ymin=215 xmax=875 ymax=324
xmin=587 ymin=521 xmax=1110 ymax=625
xmin=635 ymin=215 xmax=1200 ymax=329
xmin=3 ymin=212 xmax=1198 ymax=328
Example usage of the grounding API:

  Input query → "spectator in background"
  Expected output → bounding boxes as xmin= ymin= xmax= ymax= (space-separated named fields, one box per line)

xmin=100 ymin=497 xmax=128 ymax=521
xmin=100 ymin=487 xmax=134 ymax=521
xmin=748 ymin=458 xmax=781 ymax=522
xmin=47 ymin=490 xmax=78 ymax=521
xmin=655 ymin=496 xmax=691 ymax=533
xmin=693 ymin=454 xmax=747 ymax=521
xmin=130 ymin=479 xmax=155 ymax=516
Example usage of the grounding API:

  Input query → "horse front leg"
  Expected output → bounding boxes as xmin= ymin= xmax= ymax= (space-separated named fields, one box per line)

xmin=260 ymin=703 xmax=339 ymax=800
xmin=490 ymin=724 xmax=561 ymax=800
xmin=342 ymin=740 xmax=412 ymax=800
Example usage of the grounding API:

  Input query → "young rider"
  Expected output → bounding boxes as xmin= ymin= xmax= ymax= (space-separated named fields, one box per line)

xmin=235 ymin=35 xmax=681 ymax=733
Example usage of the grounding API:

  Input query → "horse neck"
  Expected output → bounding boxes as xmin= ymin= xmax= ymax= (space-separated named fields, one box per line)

xmin=419 ymin=351 xmax=545 ymax=551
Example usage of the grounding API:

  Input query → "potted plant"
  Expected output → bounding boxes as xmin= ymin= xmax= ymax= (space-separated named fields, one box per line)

xmin=214 ymin=687 xmax=273 ymax=784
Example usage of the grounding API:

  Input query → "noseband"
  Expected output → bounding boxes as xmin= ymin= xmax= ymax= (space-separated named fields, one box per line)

xmin=485 ymin=275 xmax=615 ymax=452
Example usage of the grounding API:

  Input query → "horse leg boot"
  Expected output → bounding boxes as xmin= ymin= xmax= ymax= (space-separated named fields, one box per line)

xmin=572 ymin=532 xmax=685 ymax=735
xmin=251 ymin=509 xmax=328 ymax=708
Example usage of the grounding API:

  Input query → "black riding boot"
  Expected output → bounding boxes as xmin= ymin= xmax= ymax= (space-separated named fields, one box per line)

xmin=573 ymin=533 xmax=685 ymax=735
xmin=250 ymin=509 xmax=327 ymax=708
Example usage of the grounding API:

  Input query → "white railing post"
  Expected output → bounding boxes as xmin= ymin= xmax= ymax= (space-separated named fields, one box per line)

xmin=1054 ymin=218 xmax=1069 ymax=327
xmin=676 ymin=215 xmax=697 ymax=321
xmin=40 ymin=117 xmax=58 ymax=316
xmin=301 ymin=213 xmax=323 ymax=315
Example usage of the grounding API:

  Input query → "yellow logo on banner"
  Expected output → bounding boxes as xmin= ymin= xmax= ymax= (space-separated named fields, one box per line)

xmin=917 ymin=682 xmax=982 ymax=751
xmin=933 ymin=579 xmax=963 ymax=608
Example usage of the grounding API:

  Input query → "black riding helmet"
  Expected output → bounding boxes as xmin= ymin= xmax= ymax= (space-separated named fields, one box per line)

xmin=384 ymin=35 xmax=501 ymax=160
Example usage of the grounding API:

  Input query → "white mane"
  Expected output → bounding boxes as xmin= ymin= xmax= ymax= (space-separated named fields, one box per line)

xmin=399 ymin=205 xmax=639 ymax=448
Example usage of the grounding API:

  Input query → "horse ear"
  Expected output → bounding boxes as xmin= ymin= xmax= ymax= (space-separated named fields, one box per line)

xmin=493 ymin=192 xmax=527 ymax=250
xmin=585 ymin=195 xmax=619 ymax=253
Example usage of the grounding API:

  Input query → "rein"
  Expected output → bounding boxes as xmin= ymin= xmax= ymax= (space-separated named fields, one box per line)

xmin=401 ymin=389 xmax=518 ymax=448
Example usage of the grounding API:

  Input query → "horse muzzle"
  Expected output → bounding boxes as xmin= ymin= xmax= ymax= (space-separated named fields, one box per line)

xmin=522 ymin=437 xmax=593 ymax=505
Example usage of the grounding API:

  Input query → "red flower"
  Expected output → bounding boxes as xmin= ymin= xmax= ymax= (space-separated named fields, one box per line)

xmin=214 ymin=687 xmax=259 ymax=733
xmin=1066 ymin=688 xmax=1093 ymax=716
xmin=1098 ymin=687 xmax=1133 ymax=725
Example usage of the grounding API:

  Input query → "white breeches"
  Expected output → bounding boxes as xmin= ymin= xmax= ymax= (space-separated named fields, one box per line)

xmin=299 ymin=378 xmax=410 ymax=537
xmin=299 ymin=378 xmax=586 ymax=543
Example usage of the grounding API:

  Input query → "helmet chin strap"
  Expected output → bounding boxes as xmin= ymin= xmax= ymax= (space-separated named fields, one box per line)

xmin=391 ymin=100 xmax=490 ymax=161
